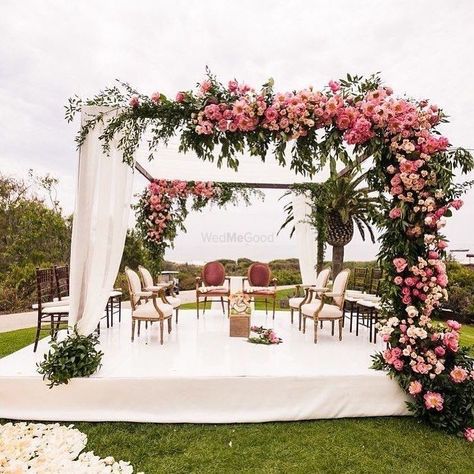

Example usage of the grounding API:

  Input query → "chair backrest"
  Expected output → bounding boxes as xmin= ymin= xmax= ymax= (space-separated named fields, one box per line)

xmin=368 ymin=267 xmax=383 ymax=295
xmin=332 ymin=269 xmax=351 ymax=308
xmin=125 ymin=267 xmax=143 ymax=308
xmin=315 ymin=267 xmax=331 ymax=289
xmin=351 ymin=267 xmax=368 ymax=291
xmin=36 ymin=267 xmax=55 ymax=309
xmin=202 ymin=261 xmax=226 ymax=286
xmin=248 ymin=262 xmax=271 ymax=287
xmin=54 ymin=265 xmax=69 ymax=300
xmin=138 ymin=265 xmax=154 ymax=289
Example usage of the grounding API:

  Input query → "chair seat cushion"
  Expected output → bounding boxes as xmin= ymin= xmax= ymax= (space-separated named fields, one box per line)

xmin=42 ymin=305 xmax=70 ymax=314
xmin=165 ymin=296 xmax=181 ymax=308
xmin=301 ymin=302 xmax=343 ymax=319
xmin=245 ymin=286 xmax=276 ymax=294
xmin=198 ymin=286 xmax=228 ymax=294
xmin=109 ymin=290 xmax=123 ymax=297
xmin=289 ymin=297 xmax=305 ymax=309
xmin=134 ymin=301 xmax=173 ymax=319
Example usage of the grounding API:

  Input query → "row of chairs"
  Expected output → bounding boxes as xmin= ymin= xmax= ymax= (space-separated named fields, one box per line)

xmin=33 ymin=265 xmax=122 ymax=351
xmin=125 ymin=266 xmax=181 ymax=344
xmin=287 ymin=267 xmax=383 ymax=344
xmin=196 ymin=261 xmax=278 ymax=318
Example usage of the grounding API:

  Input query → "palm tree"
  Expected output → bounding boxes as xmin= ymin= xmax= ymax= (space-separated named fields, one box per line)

xmin=324 ymin=167 xmax=379 ymax=276
xmin=279 ymin=163 xmax=379 ymax=278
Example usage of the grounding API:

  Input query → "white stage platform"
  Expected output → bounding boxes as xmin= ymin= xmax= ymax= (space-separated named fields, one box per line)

xmin=0 ymin=309 xmax=410 ymax=423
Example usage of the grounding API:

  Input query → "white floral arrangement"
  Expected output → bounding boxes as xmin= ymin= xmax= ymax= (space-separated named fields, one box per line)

xmin=0 ymin=422 xmax=143 ymax=473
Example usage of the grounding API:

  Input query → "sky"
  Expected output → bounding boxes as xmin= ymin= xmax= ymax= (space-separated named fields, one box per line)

xmin=1 ymin=0 xmax=473 ymax=264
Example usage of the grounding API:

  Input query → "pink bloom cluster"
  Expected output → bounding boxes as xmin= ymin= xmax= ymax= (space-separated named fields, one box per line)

xmin=146 ymin=179 xmax=215 ymax=243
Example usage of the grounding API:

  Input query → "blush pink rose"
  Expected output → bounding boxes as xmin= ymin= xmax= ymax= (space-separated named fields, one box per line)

xmin=129 ymin=95 xmax=139 ymax=108
xmin=389 ymin=208 xmax=402 ymax=219
xmin=393 ymin=359 xmax=404 ymax=371
xmin=228 ymin=80 xmax=238 ymax=92
xmin=450 ymin=366 xmax=468 ymax=383
xmin=151 ymin=91 xmax=161 ymax=104
xmin=428 ymin=251 xmax=439 ymax=260
xmin=408 ymin=380 xmax=423 ymax=395
xmin=451 ymin=199 xmax=464 ymax=210
xmin=393 ymin=257 xmax=408 ymax=273
xmin=176 ymin=92 xmax=186 ymax=103
xmin=200 ymin=80 xmax=212 ymax=93
xmin=394 ymin=276 xmax=403 ymax=285
xmin=424 ymin=391 xmax=444 ymax=411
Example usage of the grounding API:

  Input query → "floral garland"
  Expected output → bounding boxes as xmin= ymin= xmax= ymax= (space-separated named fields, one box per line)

xmin=135 ymin=179 xmax=262 ymax=268
xmin=248 ymin=326 xmax=283 ymax=345
xmin=68 ymin=72 xmax=474 ymax=438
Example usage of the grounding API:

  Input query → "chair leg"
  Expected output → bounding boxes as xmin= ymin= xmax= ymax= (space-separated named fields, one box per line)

xmin=220 ymin=297 xmax=225 ymax=314
xmin=298 ymin=310 xmax=302 ymax=331
xmin=203 ymin=297 xmax=207 ymax=315
xmin=272 ymin=296 xmax=276 ymax=320
xmin=331 ymin=320 xmax=335 ymax=336
xmin=160 ymin=320 xmax=164 ymax=345
xmin=131 ymin=320 xmax=135 ymax=342
xmin=356 ymin=307 xmax=360 ymax=336
xmin=339 ymin=319 xmax=343 ymax=341
xmin=167 ymin=317 xmax=172 ymax=334
xmin=290 ymin=308 xmax=294 ymax=324
xmin=314 ymin=318 xmax=318 ymax=344
xmin=369 ymin=309 xmax=373 ymax=343
xmin=176 ymin=308 xmax=179 ymax=324
xmin=265 ymin=298 xmax=268 ymax=315
xmin=119 ymin=296 xmax=122 ymax=322
xmin=303 ymin=315 xmax=306 ymax=334
xmin=227 ymin=298 xmax=230 ymax=318
xmin=33 ymin=318 xmax=41 ymax=352
xmin=137 ymin=320 xmax=141 ymax=337
xmin=106 ymin=303 xmax=110 ymax=328
xmin=320 ymin=320 xmax=323 ymax=329
xmin=350 ymin=304 xmax=354 ymax=333
xmin=196 ymin=297 xmax=200 ymax=319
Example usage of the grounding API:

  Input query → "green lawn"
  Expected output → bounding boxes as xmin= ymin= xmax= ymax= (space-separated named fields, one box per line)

xmin=1 ymin=319 xmax=473 ymax=473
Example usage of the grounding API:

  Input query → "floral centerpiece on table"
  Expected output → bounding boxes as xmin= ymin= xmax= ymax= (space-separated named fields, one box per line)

xmin=248 ymin=326 xmax=283 ymax=345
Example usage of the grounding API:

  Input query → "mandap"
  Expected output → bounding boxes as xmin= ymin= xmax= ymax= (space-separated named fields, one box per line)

xmin=48 ymin=72 xmax=474 ymax=440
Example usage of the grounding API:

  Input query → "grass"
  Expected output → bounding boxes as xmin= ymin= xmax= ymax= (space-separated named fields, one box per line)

xmin=1 ymin=319 xmax=473 ymax=472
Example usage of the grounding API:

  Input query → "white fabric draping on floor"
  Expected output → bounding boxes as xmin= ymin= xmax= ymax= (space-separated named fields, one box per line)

xmin=292 ymin=192 xmax=318 ymax=285
xmin=68 ymin=106 xmax=134 ymax=335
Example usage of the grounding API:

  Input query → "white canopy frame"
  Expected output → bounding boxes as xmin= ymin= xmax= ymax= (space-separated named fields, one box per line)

xmin=70 ymin=107 xmax=321 ymax=334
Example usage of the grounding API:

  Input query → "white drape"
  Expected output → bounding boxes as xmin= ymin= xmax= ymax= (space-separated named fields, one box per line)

xmin=291 ymin=192 xmax=318 ymax=285
xmin=69 ymin=106 xmax=134 ymax=335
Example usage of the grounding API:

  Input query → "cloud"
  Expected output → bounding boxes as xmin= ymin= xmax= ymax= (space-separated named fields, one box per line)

xmin=0 ymin=0 xmax=473 ymax=261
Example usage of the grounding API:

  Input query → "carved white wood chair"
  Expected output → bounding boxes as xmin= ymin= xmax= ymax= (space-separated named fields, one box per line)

xmin=125 ymin=267 xmax=173 ymax=344
xmin=300 ymin=269 xmax=351 ymax=343
xmin=138 ymin=265 xmax=181 ymax=323
xmin=288 ymin=267 xmax=331 ymax=328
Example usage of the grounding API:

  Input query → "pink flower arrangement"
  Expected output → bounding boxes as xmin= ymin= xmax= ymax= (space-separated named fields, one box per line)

xmin=408 ymin=380 xmax=423 ymax=396
xmin=389 ymin=207 xmax=402 ymax=219
xmin=450 ymin=366 xmax=468 ymax=384
xmin=465 ymin=428 xmax=474 ymax=442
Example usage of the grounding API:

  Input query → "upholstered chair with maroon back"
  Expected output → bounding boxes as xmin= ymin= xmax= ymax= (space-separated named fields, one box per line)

xmin=242 ymin=262 xmax=278 ymax=319
xmin=195 ymin=261 xmax=230 ymax=318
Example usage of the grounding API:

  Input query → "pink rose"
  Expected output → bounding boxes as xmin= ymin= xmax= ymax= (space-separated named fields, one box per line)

xmin=402 ymin=295 xmax=412 ymax=305
xmin=399 ymin=324 xmax=407 ymax=333
xmin=451 ymin=199 xmax=464 ymax=210
xmin=434 ymin=346 xmax=445 ymax=357
xmin=328 ymin=80 xmax=341 ymax=92
xmin=408 ymin=380 xmax=422 ymax=395
xmin=447 ymin=320 xmax=461 ymax=331
xmin=129 ymin=95 xmax=139 ymax=108
xmin=428 ymin=251 xmax=439 ymax=260
xmin=443 ymin=331 xmax=459 ymax=352
xmin=464 ymin=428 xmax=474 ymax=442
xmin=151 ymin=91 xmax=161 ymax=104
xmin=200 ymin=80 xmax=212 ymax=93
xmin=393 ymin=257 xmax=408 ymax=273
xmin=394 ymin=276 xmax=403 ymax=285
xmin=176 ymin=92 xmax=186 ymax=103
xmin=450 ymin=366 xmax=468 ymax=383
xmin=393 ymin=359 xmax=404 ymax=371
xmin=437 ymin=274 xmax=448 ymax=287
xmin=228 ymin=80 xmax=238 ymax=92
xmin=389 ymin=208 xmax=402 ymax=219
xmin=404 ymin=277 xmax=416 ymax=287
xmin=265 ymin=107 xmax=278 ymax=122
xmin=423 ymin=391 xmax=444 ymax=411
xmin=437 ymin=240 xmax=448 ymax=250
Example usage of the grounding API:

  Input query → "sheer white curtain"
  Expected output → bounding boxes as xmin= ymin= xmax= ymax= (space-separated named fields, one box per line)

xmin=291 ymin=192 xmax=318 ymax=285
xmin=69 ymin=106 xmax=134 ymax=335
